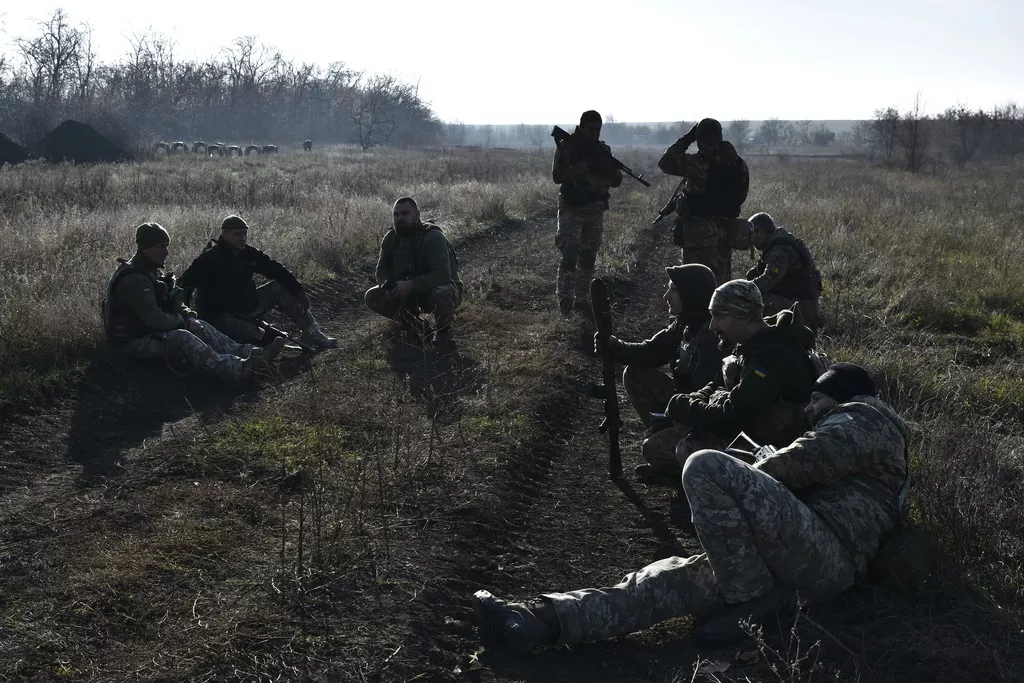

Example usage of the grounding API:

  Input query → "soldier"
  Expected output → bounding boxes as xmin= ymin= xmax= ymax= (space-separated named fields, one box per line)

xmin=102 ymin=223 xmax=285 ymax=384
xmin=178 ymin=215 xmax=336 ymax=350
xmin=475 ymin=363 xmax=910 ymax=651
xmin=364 ymin=197 xmax=463 ymax=343
xmin=746 ymin=212 xmax=823 ymax=329
xmin=552 ymin=110 xmax=623 ymax=317
xmin=658 ymin=118 xmax=750 ymax=286
xmin=594 ymin=264 xmax=724 ymax=475
xmin=658 ymin=279 xmax=822 ymax=477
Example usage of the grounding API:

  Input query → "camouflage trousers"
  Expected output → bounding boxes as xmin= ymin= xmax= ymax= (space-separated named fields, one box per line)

xmin=209 ymin=281 xmax=313 ymax=344
xmin=365 ymin=282 xmax=462 ymax=330
xmin=677 ymin=217 xmax=752 ymax=287
xmin=762 ymin=293 xmax=820 ymax=331
xmin=118 ymin=323 xmax=253 ymax=382
xmin=556 ymin=198 xmax=606 ymax=303
xmin=543 ymin=450 xmax=857 ymax=645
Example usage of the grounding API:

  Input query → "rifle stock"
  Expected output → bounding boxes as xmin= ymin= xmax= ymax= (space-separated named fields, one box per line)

xmin=590 ymin=277 xmax=623 ymax=479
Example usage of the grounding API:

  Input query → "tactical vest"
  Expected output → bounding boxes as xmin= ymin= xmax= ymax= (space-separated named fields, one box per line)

xmin=559 ymin=137 xmax=612 ymax=207
xmin=102 ymin=260 xmax=158 ymax=344
xmin=415 ymin=225 xmax=463 ymax=294
xmin=759 ymin=232 xmax=822 ymax=301
xmin=686 ymin=155 xmax=748 ymax=218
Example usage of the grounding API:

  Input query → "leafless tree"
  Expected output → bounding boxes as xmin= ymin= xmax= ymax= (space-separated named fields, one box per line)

xmin=897 ymin=93 xmax=930 ymax=173
xmin=726 ymin=119 xmax=750 ymax=150
xmin=939 ymin=104 xmax=989 ymax=164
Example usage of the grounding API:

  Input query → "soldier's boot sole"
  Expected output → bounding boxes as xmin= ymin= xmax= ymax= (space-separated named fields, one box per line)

xmin=250 ymin=336 xmax=287 ymax=364
xmin=693 ymin=590 xmax=785 ymax=646
xmin=472 ymin=590 xmax=555 ymax=653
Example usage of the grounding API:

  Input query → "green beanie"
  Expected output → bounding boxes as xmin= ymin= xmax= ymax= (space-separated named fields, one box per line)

xmin=221 ymin=214 xmax=249 ymax=232
xmin=135 ymin=222 xmax=170 ymax=250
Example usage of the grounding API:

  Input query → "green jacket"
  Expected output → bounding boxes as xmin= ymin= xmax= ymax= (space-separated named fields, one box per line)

xmin=665 ymin=310 xmax=818 ymax=445
xmin=374 ymin=222 xmax=461 ymax=293
xmin=756 ymin=396 xmax=911 ymax=576
xmin=612 ymin=317 xmax=723 ymax=392
xmin=103 ymin=253 xmax=194 ymax=344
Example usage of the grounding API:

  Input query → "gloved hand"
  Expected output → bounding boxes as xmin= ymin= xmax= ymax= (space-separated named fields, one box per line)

xmin=593 ymin=332 xmax=620 ymax=356
xmin=679 ymin=123 xmax=699 ymax=146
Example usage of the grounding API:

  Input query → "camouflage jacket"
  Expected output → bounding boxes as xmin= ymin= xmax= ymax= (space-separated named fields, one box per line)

xmin=657 ymin=139 xmax=749 ymax=218
xmin=552 ymin=131 xmax=623 ymax=207
xmin=756 ymin=395 xmax=911 ymax=576
xmin=374 ymin=222 xmax=461 ymax=294
xmin=103 ymin=253 xmax=194 ymax=344
xmin=611 ymin=318 xmax=723 ymax=393
xmin=746 ymin=228 xmax=822 ymax=302
xmin=665 ymin=310 xmax=818 ymax=446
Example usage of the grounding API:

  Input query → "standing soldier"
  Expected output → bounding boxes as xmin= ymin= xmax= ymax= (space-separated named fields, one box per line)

xmin=658 ymin=118 xmax=750 ymax=285
xmin=746 ymin=212 xmax=823 ymax=329
xmin=552 ymin=110 xmax=623 ymax=317
xmin=178 ymin=215 xmax=336 ymax=351
xmin=365 ymin=197 xmax=463 ymax=344
xmin=102 ymin=223 xmax=284 ymax=385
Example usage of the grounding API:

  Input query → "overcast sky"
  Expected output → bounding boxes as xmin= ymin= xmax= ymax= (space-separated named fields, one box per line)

xmin=2 ymin=0 xmax=1021 ymax=124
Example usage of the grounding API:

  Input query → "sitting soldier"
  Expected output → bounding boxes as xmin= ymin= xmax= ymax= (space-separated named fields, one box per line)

xmin=594 ymin=264 xmax=724 ymax=475
xmin=746 ymin=212 xmax=822 ymax=329
xmin=178 ymin=215 xmax=336 ymax=350
xmin=365 ymin=197 xmax=463 ymax=344
xmin=660 ymin=279 xmax=823 ymax=477
xmin=103 ymin=223 xmax=284 ymax=384
xmin=475 ymin=363 xmax=910 ymax=651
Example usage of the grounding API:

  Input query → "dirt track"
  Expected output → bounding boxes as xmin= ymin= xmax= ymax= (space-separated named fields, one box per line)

xmin=1 ymin=214 xmax=1021 ymax=682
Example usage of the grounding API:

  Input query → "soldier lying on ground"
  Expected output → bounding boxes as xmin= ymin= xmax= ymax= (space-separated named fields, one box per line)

xmin=475 ymin=362 xmax=910 ymax=650
xmin=746 ymin=212 xmax=823 ymax=330
xmin=649 ymin=279 xmax=822 ymax=479
xmin=177 ymin=215 xmax=336 ymax=351
xmin=364 ymin=197 xmax=463 ymax=344
xmin=593 ymin=264 xmax=724 ymax=476
xmin=102 ymin=223 xmax=286 ymax=384
xmin=658 ymin=118 xmax=750 ymax=286
xmin=552 ymin=110 xmax=623 ymax=317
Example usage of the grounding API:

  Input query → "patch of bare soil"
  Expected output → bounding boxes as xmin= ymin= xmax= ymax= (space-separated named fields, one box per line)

xmin=1 ymin=215 xmax=1022 ymax=683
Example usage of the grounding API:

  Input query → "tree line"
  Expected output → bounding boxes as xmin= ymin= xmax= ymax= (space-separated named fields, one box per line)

xmin=0 ymin=9 xmax=443 ymax=150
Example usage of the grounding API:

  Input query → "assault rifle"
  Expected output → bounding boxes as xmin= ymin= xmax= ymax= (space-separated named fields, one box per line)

xmin=551 ymin=126 xmax=651 ymax=187
xmin=652 ymin=177 xmax=687 ymax=225
xmin=589 ymin=277 xmax=623 ymax=479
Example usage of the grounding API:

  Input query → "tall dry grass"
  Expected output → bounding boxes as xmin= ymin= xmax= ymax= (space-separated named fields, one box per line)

xmin=0 ymin=146 xmax=551 ymax=386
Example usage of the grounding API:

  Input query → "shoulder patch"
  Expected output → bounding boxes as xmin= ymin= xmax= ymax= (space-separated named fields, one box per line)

xmin=753 ymin=368 xmax=767 ymax=378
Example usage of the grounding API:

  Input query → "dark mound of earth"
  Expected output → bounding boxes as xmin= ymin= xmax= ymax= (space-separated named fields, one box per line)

xmin=36 ymin=120 xmax=131 ymax=164
xmin=0 ymin=131 xmax=30 ymax=166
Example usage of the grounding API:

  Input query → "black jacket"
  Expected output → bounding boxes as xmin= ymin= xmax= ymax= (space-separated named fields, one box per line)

xmin=178 ymin=240 xmax=303 ymax=320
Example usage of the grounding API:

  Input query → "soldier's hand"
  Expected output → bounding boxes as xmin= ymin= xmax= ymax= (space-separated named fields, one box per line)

xmin=681 ymin=123 xmax=699 ymax=145
xmin=674 ymin=420 xmax=688 ymax=435
xmin=392 ymin=279 xmax=414 ymax=299
xmin=184 ymin=317 xmax=203 ymax=334
xmin=593 ymin=333 xmax=619 ymax=356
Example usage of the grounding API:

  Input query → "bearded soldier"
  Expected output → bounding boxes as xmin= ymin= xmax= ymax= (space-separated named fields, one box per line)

xmin=103 ymin=223 xmax=284 ymax=384
xmin=746 ymin=212 xmax=823 ymax=329
xmin=594 ymin=264 xmax=724 ymax=476
xmin=178 ymin=215 xmax=336 ymax=350
xmin=659 ymin=118 xmax=750 ymax=286
xmin=552 ymin=110 xmax=623 ymax=317
xmin=365 ymin=197 xmax=463 ymax=343
xmin=475 ymin=363 xmax=910 ymax=651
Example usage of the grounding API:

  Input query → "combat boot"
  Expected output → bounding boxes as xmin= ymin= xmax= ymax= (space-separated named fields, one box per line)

xmin=473 ymin=590 xmax=560 ymax=653
xmin=240 ymin=354 xmax=271 ymax=385
xmin=693 ymin=590 xmax=785 ymax=646
xmin=249 ymin=336 xmax=287 ymax=364
xmin=300 ymin=319 xmax=337 ymax=350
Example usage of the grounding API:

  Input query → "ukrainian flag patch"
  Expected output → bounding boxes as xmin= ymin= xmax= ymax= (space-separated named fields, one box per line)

xmin=753 ymin=368 xmax=767 ymax=378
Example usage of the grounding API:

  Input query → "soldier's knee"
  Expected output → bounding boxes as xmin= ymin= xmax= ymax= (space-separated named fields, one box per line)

xmin=365 ymin=286 xmax=385 ymax=311
xmin=578 ymin=250 xmax=597 ymax=271
xmin=559 ymin=246 xmax=580 ymax=270
xmin=682 ymin=449 xmax=738 ymax=490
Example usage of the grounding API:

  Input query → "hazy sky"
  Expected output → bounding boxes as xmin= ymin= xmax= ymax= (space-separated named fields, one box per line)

xmin=2 ymin=0 xmax=1021 ymax=124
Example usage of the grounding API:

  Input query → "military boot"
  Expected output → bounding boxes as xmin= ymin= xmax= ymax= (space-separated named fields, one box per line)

xmin=693 ymin=590 xmax=785 ymax=646
xmin=473 ymin=590 xmax=560 ymax=653
xmin=240 ymin=354 xmax=271 ymax=385
xmin=249 ymin=336 xmax=287 ymax=364
xmin=300 ymin=318 xmax=337 ymax=350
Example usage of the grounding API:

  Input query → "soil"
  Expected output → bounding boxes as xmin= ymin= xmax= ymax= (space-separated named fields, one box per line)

xmin=35 ymin=119 xmax=131 ymax=164
xmin=0 ymin=131 xmax=30 ymax=166
xmin=0 ymin=216 xmax=1021 ymax=682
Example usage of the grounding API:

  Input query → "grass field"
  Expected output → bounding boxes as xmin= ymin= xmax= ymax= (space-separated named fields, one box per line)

xmin=1 ymin=147 xmax=1022 ymax=681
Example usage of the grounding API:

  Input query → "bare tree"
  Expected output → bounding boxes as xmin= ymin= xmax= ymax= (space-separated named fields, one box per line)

xmin=726 ymin=119 xmax=750 ymax=149
xmin=795 ymin=119 xmax=813 ymax=145
xmin=350 ymin=74 xmax=405 ymax=150
xmin=757 ymin=118 xmax=788 ymax=146
xmin=897 ymin=93 xmax=930 ymax=173
xmin=939 ymin=104 xmax=989 ymax=164
xmin=15 ymin=9 xmax=92 ymax=134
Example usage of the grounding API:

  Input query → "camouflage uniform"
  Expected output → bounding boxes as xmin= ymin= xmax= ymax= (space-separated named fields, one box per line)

xmin=665 ymin=310 xmax=821 ymax=470
xmin=611 ymin=319 xmax=724 ymax=469
xmin=103 ymin=254 xmax=253 ymax=382
xmin=552 ymin=132 xmax=623 ymax=307
xmin=541 ymin=396 xmax=910 ymax=645
xmin=658 ymin=139 xmax=750 ymax=285
xmin=746 ymin=228 xmax=822 ymax=328
xmin=365 ymin=222 xmax=463 ymax=333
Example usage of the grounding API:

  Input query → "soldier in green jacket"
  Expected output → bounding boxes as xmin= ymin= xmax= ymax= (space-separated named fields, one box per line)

xmin=365 ymin=197 xmax=463 ymax=343
xmin=594 ymin=264 xmax=724 ymax=476
xmin=474 ymin=363 xmax=911 ymax=651
xmin=662 ymin=279 xmax=822 ymax=474
xmin=102 ymin=223 xmax=284 ymax=384
xmin=746 ymin=212 xmax=823 ymax=329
